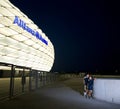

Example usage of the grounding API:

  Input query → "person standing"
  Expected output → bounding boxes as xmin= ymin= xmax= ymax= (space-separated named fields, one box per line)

xmin=83 ymin=73 xmax=89 ymax=97
xmin=88 ymin=75 xmax=94 ymax=99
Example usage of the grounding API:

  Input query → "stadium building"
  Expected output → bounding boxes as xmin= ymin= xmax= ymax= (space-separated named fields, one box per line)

xmin=0 ymin=0 xmax=55 ymax=73
xmin=0 ymin=1 xmax=55 ymax=98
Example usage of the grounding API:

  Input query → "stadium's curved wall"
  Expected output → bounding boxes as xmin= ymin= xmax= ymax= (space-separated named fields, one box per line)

xmin=0 ymin=0 xmax=55 ymax=71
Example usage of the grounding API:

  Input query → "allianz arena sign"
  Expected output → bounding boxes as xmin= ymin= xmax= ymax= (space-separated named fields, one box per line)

xmin=0 ymin=0 xmax=55 ymax=71
xmin=13 ymin=16 xmax=48 ymax=45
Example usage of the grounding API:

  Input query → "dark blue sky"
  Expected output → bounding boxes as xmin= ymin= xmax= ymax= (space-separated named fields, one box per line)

xmin=10 ymin=0 xmax=120 ymax=73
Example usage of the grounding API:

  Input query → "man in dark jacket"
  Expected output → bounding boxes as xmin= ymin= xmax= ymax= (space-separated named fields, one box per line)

xmin=83 ymin=73 xmax=89 ymax=97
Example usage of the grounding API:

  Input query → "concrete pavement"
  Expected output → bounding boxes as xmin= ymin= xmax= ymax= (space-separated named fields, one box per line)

xmin=0 ymin=84 xmax=120 ymax=109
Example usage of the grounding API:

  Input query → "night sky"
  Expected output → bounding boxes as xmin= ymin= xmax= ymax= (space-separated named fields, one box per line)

xmin=10 ymin=0 xmax=120 ymax=73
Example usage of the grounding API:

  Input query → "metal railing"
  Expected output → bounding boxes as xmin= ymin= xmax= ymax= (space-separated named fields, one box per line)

xmin=0 ymin=62 xmax=57 ymax=101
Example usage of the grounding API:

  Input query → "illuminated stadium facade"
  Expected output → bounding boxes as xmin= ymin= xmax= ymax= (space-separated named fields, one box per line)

xmin=0 ymin=0 xmax=55 ymax=72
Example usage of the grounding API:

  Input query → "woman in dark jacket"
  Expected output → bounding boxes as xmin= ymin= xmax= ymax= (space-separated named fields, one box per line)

xmin=88 ymin=75 xmax=94 ymax=98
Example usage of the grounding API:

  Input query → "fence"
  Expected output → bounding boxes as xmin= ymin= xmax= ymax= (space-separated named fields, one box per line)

xmin=0 ymin=63 xmax=57 ymax=101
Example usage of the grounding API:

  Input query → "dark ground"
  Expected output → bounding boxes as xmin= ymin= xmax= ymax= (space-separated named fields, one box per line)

xmin=0 ymin=81 xmax=120 ymax=109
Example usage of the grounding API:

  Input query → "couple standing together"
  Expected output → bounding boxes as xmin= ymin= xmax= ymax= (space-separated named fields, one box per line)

xmin=83 ymin=73 xmax=94 ymax=99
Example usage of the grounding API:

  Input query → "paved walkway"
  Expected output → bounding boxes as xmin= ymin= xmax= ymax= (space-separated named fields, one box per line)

xmin=0 ymin=84 xmax=120 ymax=109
